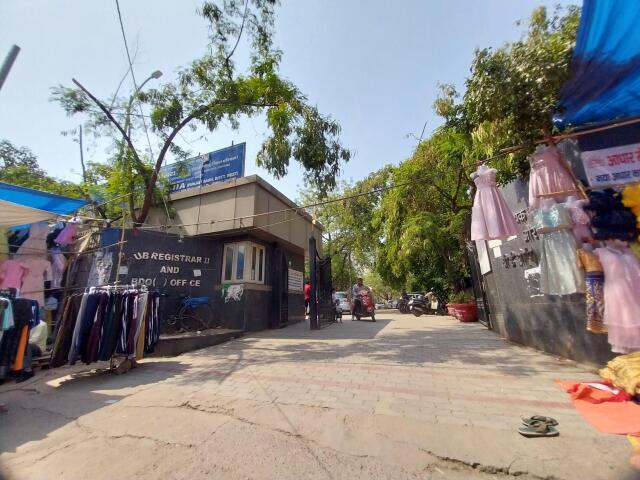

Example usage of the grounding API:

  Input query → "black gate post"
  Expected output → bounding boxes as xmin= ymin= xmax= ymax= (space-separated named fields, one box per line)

xmin=309 ymin=236 xmax=319 ymax=329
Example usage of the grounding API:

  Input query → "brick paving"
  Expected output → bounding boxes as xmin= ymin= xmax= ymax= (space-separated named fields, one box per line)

xmin=0 ymin=312 xmax=636 ymax=479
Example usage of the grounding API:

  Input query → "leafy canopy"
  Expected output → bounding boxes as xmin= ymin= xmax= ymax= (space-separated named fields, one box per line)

xmin=52 ymin=0 xmax=350 ymax=224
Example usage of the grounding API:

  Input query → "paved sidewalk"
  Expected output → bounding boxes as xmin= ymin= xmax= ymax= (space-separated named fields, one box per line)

xmin=0 ymin=313 xmax=636 ymax=479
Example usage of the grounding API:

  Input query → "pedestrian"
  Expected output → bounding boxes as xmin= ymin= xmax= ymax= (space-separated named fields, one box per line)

xmin=304 ymin=281 xmax=311 ymax=317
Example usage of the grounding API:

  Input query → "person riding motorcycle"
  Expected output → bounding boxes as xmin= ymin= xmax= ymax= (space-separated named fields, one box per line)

xmin=351 ymin=277 xmax=371 ymax=318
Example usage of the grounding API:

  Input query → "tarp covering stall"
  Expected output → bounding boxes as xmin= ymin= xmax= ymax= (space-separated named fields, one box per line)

xmin=0 ymin=182 xmax=87 ymax=228
xmin=555 ymin=0 xmax=640 ymax=128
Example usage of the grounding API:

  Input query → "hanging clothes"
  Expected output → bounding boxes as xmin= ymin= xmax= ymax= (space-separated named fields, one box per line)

xmin=576 ymin=248 xmax=606 ymax=334
xmin=594 ymin=246 xmax=640 ymax=354
xmin=533 ymin=203 xmax=585 ymax=295
xmin=528 ymin=145 xmax=579 ymax=209
xmin=16 ymin=221 xmax=49 ymax=258
xmin=470 ymin=168 xmax=519 ymax=241
xmin=0 ymin=298 xmax=38 ymax=380
xmin=20 ymin=257 xmax=52 ymax=307
xmin=54 ymin=222 xmax=78 ymax=247
xmin=50 ymin=248 xmax=67 ymax=288
xmin=565 ymin=198 xmax=592 ymax=242
xmin=50 ymin=287 xmax=158 ymax=367
xmin=585 ymin=189 xmax=637 ymax=242
xmin=0 ymin=259 xmax=29 ymax=291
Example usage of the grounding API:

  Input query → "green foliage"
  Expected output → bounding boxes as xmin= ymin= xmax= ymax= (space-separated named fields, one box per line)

xmin=0 ymin=140 xmax=82 ymax=199
xmin=51 ymin=0 xmax=350 ymax=224
xmin=462 ymin=5 xmax=580 ymax=181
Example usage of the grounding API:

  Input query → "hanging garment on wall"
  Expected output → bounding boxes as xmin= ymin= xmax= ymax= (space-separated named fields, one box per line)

xmin=54 ymin=222 xmax=78 ymax=247
xmin=533 ymin=204 xmax=585 ymax=295
xmin=528 ymin=146 xmax=579 ymax=209
xmin=20 ymin=257 xmax=52 ymax=307
xmin=594 ymin=246 xmax=640 ymax=353
xmin=0 ymin=298 xmax=38 ymax=379
xmin=50 ymin=248 xmax=67 ymax=288
xmin=16 ymin=221 xmax=49 ymax=258
xmin=566 ymin=198 xmax=593 ymax=242
xmin=470 ymin=168 xmax=519 ymax=241
xmin=0 ymin=259 xmax=28 ymax=291
xmin=585 ymin=189 xmax=637 ymax=242
xmin=576 ymin=249 xmax=606 ymax=334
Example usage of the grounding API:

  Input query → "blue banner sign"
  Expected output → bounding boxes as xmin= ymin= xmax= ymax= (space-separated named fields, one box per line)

xmin=161 ymin=143 xmax=246 ymax=193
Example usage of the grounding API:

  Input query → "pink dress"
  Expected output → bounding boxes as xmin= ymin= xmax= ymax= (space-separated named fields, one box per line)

xmin=528 ymin=146 xmax=579 ymax=209
xmin=0 ymin=260 xmax=29 ymax=290
xmin=20 ymin=257 xmax=52 ymax=307
xmin=471 ymin=168 xmax=519 ymax=241
xmin=54 ymin=222 xmax=77 ymax=246
xmin=16 ymin=221 xmax=49 ymax=258
xmin=565 ymin=199 xmax=592 ymax=242
xmin=594 ymin=246 xmax=640 ymax=353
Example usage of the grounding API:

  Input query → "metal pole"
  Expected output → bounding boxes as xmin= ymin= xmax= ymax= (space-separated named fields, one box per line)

xmin=78 ymin=125 xmax=87 ymax=182
xmin=309 ymin=236 xmax=318 ymax=330
xmin=0 ymin=45 xmax=20 ymax=92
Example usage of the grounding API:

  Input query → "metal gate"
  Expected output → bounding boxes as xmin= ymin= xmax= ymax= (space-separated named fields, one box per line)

xmin=466 ymin=241 xmax=492 ymax=328
xmin=309 ymin=236 xmax=334 ymax=329
xmin=270 ymin=248 xmax=289 ymax=328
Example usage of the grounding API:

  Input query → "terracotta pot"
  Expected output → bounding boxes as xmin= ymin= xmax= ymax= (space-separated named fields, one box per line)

xmin=455 ymin=303 xmax=478 ymax=322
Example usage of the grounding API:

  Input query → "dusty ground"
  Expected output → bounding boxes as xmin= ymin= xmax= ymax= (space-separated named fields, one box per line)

xmin=0 ymin=313 xmax=637 ymax=480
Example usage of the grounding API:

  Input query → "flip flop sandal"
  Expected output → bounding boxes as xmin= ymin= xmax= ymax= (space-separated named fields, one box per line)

xmin=518 ymin=420 xmax=559 ymax=438
xmin=521 ymin=415 xmax=558 ymax=427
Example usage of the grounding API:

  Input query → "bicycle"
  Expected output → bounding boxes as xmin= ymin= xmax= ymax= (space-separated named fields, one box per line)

xmin=163 ymin=294 xmax=218 ymax=333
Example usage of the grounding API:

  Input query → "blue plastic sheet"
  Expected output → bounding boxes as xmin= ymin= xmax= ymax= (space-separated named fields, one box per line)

xmin=555 ymin=0 xmax=640 ymax=128
xmin=0 ymin=182 xmax=86 ymax=214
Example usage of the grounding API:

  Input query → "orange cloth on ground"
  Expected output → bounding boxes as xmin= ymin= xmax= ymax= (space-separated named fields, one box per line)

xmin=557 ymin=380 xmax=640 ymax=435
xmin=11 ymin=325 xmax=28 ymax=371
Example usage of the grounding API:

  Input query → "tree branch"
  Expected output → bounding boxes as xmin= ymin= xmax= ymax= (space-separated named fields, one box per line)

xmin=72 ymin=78 xmax=143 ymax=170
xmin=225 ymin=0 xmax=249 ymax=67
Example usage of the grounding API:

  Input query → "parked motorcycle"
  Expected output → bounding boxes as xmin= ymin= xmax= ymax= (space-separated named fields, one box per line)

xmin=408 ymin=295 xmax=428 ymax=317
xmin=396 ymin=297 xmax=410 ymax=314
xmin=353 ymin=290 xmax=376 ymax=321
xmin=409 ymin=292 xmax=447 ymax=317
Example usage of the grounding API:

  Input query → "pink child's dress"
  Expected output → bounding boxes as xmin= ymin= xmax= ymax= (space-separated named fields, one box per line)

xmin=565 ymin=198 xmax=592 ymax=242
xmin=528 ymin=146 xmax=579 ymax=209
xmin=594 ymin=246 xmax=640 ymax=353
xmin=471 ymin=168 xmax=519 ymax=240
xmin=0 ymin=259 xmax=29 ymax=290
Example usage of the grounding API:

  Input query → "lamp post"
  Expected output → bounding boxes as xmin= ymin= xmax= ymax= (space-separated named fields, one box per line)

xmin=125 ymin=70 xmax=162 ymax=135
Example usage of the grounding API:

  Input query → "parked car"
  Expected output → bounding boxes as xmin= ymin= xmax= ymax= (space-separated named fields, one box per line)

xmin=334 ymin=291 xmax=351 ymax=313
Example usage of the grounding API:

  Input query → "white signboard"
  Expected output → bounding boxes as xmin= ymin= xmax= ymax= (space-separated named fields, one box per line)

xmin=475 ymin=240 xmax=491 ymax=275
xmin=288 ymin=269 xmax=303 ymax=292
xmin=581 ymin=143 xmax=640 ymax=187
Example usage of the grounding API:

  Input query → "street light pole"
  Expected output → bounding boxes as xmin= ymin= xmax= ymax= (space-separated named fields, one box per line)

xmin=0 ymin=45 xmax=20 ymax=92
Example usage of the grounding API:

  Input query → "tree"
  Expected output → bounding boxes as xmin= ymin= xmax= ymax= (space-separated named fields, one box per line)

xmin=0 ymin=139 xmax=82 ymax=198
xmin=52 ymin=0 xmax=350 ymax=225
xmin=462 ymin=5 xmax=580 ymax=181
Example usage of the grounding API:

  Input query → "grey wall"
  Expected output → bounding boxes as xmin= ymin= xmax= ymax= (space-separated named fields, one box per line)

xmin=478 ymin=179 xmax=613 ymax=365
xmin=97 ymin=229 xmax=304 ymax=333
xmin=474 ymin=124 xmax=640 ymax=365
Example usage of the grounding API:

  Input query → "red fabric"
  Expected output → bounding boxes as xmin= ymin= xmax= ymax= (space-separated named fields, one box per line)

xmin=304 ymin=283 xmax=311 ymax=300
xmin=557 ymin=380 xmax=640 ymax=435
xmin=565 ymin=380 xmax=632 ymax=403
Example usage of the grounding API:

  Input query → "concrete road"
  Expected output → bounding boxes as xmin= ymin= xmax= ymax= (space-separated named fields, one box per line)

xmin=0 ymin=313 xmax=637 ymax=479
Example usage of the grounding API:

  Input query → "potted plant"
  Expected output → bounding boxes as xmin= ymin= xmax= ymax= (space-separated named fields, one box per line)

xmin=447 ymin=291 xmax=477 ymax=322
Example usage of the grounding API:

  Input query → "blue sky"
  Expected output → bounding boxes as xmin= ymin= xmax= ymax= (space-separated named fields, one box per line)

xmin=0 ymin=0 xmax=575 ymax=201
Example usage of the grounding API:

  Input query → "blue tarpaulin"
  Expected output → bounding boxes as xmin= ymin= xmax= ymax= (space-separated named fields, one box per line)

xmin=0 ymin=182 xmax=87 ymax=228
xmin=555 ymin=0 xmax=640 ymax=128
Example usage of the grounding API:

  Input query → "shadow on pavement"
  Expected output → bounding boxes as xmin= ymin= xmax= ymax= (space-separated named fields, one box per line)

xmin=172 ymin=316 xmax=562 ymax=389
xmin=0 ymin=360 xmax=190 ymax=454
